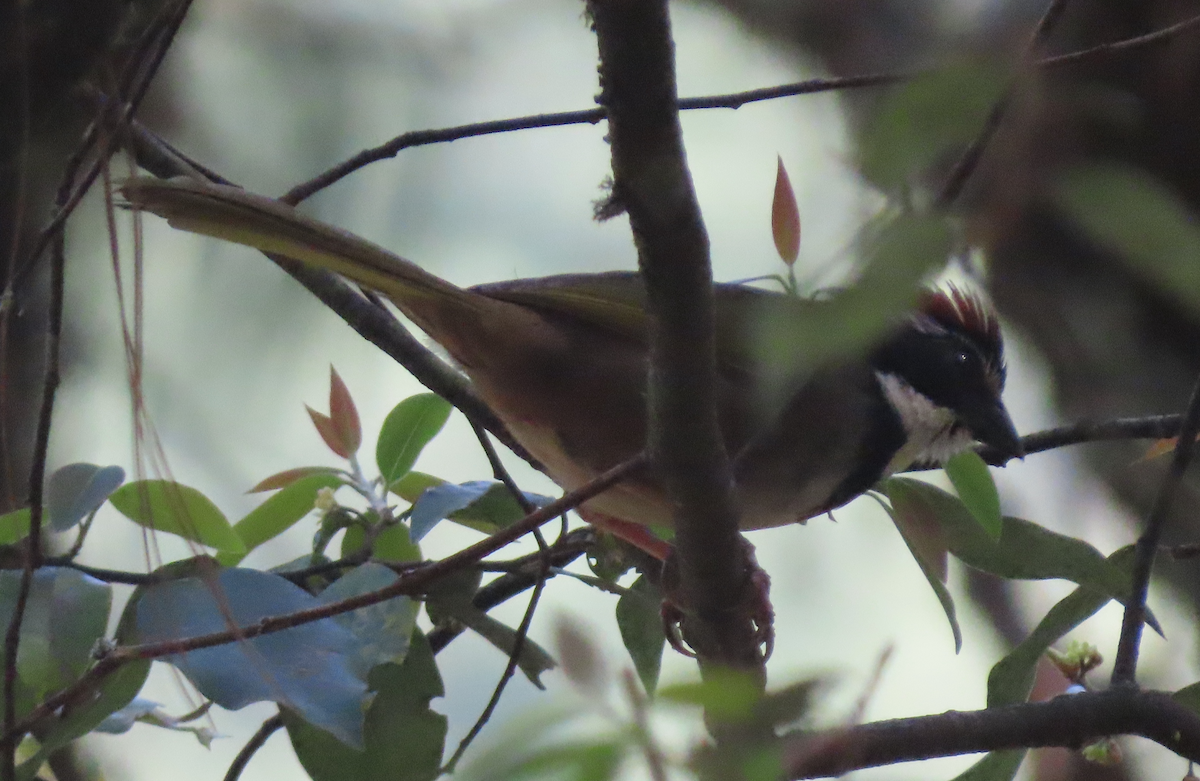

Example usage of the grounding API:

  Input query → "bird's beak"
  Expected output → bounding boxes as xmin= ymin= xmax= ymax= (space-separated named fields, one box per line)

xmin=962 ymin=396 xmax=1024 ymax=462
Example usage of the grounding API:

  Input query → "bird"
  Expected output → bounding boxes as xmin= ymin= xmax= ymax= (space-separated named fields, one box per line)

xmin=120 ymin=177 xmax=1023 ymax=558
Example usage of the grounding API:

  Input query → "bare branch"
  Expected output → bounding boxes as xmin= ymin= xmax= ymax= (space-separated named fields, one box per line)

xmin=783 ymin=688 xmax=1200 ymax=778
xmin=428 ymin=528 xmax=593 ymax=654
xmin=441 ymin=543 xmax=550 ymax=772
xmin=274 ymin=8 xmax=1200 ymax=206
xmin=935 ymin=0 xmax=1073 ymax=207
xmin=222 ymin=715 xmax=283 ymax=781
xmin=588 ymin=3 xmax=766 ymax=757
xmin=1111 ymin=374 xmax=1200 ymax=686
xmin=1039 ymin=10 xmax=1200 ymax=70
xmin=906 ymin=412 xmax=1186 ymax=470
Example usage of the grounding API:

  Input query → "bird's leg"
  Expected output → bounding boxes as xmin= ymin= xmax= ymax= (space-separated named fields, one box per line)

xmin=579 ymin=510 xmax=774 ymax=659
xmin=659 ymin=537 xmax=774 ymax=660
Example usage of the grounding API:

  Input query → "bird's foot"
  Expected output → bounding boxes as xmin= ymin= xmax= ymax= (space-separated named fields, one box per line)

xmin=660 ymin=537 xmax=775 ymax=660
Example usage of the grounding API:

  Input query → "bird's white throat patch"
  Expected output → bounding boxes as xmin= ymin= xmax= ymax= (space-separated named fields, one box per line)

xmin=876 ymin=371 xmax=975 ymax=473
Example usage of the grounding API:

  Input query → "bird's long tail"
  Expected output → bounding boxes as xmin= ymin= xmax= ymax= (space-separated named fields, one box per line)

xmin=119 ymin=177 xmax=545 ymax=369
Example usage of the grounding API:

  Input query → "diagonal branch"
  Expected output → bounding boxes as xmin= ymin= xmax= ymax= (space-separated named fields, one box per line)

xmin=1110 ymin=373 xmax=1200 ymax=686
xmin=935 ymin=0 xmax=1072 ymax=207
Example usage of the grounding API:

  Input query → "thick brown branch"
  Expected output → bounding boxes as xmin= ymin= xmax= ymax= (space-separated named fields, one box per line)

xmin=588 ymin=0 xmax=762 ymax=683
xmin=783 ymin=689 xmax=1200 ymax=778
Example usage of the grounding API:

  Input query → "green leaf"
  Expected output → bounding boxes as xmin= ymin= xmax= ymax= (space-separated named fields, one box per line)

xmin=17 ymin=660 xmax=150 ymax=781
xmin=340 ymin=523 xmax=421 ymax=563
xmin=409 ymin=480 xmax=552 ymax=540
xmin=0 ymin=568 xmax=112 ymax=697
xmin=465 ymin=741 xmax=623 ymax=781
xmin=375 ymin=395 xmax=452 ymax=488
xmin=878 ymin=491 xmax=961 ymax=652
xmin=988 ymin=546 xmax=1139 ymax=708
xmin=0 ymin=508 xmax=30 ymax=545
xmin=109 ymin=481 xmax=245 ymax=554
xmin=319 ymin=563 xmax=417 ymax=676
xmin=1056 ymin=163 xmax=1200 ymax=316
xmin=394 ymin=472 xmax=550 ymax=535
xmin=944 ymin=451 xmax=1002 ymax=539
xmin=953 ymin=547 xmax=1140 ymax=781
xmin=373 ymin=524 xmax=422 ymax=563
xmin=615 ymin=575 xmax=664 ymax=695
xmin=46 ymin=463 xmax=125 ymax=532
xmin=858 ymin=63 xmax=1007 ymax=193
xmin=223 ymin=473 xmax=345 ymax=565
xmin=659 ymin=669 xmax=763 ymax=722
xmin=285 ymin=632 xmax=447 ymax=781
xmin=462 ymin=610 xmax=556 ymax=690
xmin=886 ymin=479 xmax=1139 ymax=604
xmin=426 ymin=569 xmax=554 ymax=689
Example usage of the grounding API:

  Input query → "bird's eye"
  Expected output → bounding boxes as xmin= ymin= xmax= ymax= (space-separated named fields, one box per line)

xmin=954 ymin=351 xmax=970 ymax=365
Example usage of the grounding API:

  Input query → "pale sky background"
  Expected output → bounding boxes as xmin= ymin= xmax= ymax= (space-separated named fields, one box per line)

xmin=51 ymin=0 xmax=1200 ymax=779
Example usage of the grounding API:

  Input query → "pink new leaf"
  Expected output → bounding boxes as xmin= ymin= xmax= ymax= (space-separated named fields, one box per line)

xmin=771 ymin=156 xmax=801 ymax=267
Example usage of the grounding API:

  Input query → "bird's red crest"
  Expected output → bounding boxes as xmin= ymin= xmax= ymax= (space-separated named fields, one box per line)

xmin=919 ymin=285 xmax=1001 ymax=351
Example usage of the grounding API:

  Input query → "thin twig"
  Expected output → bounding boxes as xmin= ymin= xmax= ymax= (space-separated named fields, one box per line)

xmin=908 ymin=412 xmax=1186 ymax=470
xmin=0 ymin=4 xmax=33 ymax=508
xmin=1111 ymin=375 xmax=1200 ymax=686
xmin=623 ymin=670 xmax=669 ymax=781
xmin=471 ymin=421 xmax=537 ymax=515
xmin=44 ymin=561 xmax=156 ymax=585
xmin=273 ymin=9 xmax=1200 ymax=208
xmin=428 ymin=528 xmax=593 ymax=654
xmin=1039 ymin=10 xmax=1200 ymax=70
xmin=222 ymin=714 xmax=283 ymax=781
xmin=5 ymin=455 xmax=645 ymax=743
xmin=439 ymin=424 xmax=555 ymax=769
xmin=470 ymin=419 xmax=551 ymax=553
xmin=935 ymin=0 xmax=1072 ymax=207
xmin=277 ymin=72 xmax=904 ymax=205
xmin=441 ymin=548 xmax=551 ymax=772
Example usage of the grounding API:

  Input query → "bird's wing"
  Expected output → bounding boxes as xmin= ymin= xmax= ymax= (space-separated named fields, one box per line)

xmin=475 ymin=272 xmax=799 ymax=376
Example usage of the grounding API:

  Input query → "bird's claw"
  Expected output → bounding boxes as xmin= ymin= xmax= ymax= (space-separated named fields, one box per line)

xmin=659 ymin=538 xmax=775 ymax=660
